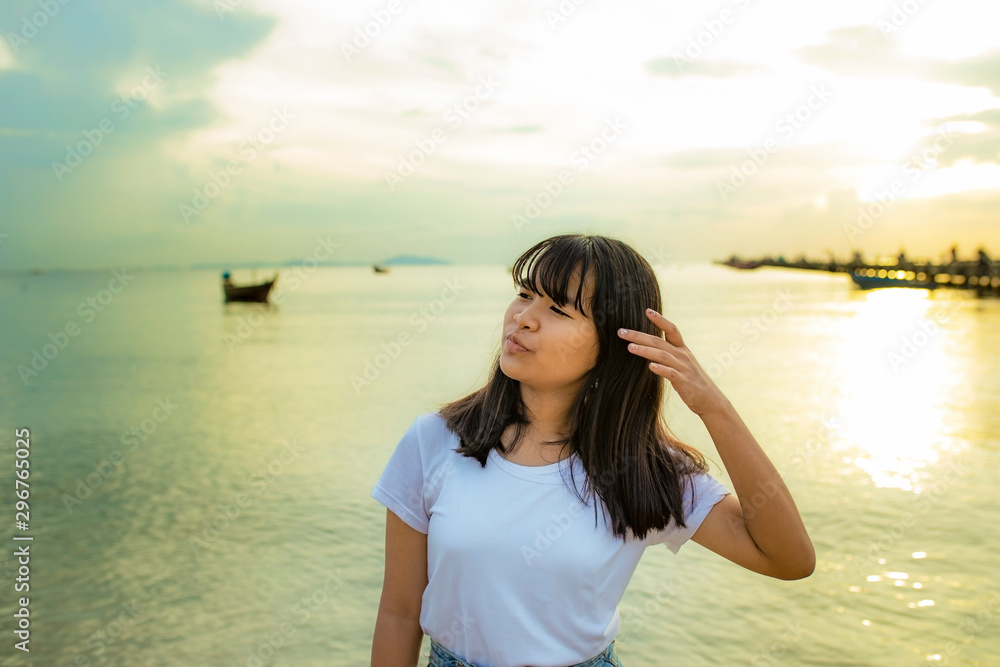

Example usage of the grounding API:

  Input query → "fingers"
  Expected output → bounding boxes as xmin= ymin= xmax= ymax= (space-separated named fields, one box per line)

xmin=647 ymin=361 xmax=680 ymax=380
xmin=617 ymin=327 xmax=670 ymax=350
xmin=645 ymin=308 xmax=685 ymax=347
xmin=626 ymin=341 xmax=682 ymax=369
xmin=616 ymin=308 xmax=685 ymax=350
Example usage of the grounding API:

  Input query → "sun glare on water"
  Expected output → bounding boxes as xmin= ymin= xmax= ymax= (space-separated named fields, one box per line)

xmin=833 ymin=289 xmax=965 ymax=492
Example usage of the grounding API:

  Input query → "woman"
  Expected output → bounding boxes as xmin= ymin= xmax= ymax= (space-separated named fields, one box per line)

xmin=370 ymin=234 xmax=814 ymax=667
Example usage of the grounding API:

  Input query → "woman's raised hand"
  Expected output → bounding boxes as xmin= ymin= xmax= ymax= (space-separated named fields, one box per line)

xmin=617 ymin=308 xmax=728 ymax=417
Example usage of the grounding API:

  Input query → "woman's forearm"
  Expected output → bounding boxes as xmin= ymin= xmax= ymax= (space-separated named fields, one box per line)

xmin=700 ymin=397 xmax=815 ymax=574
xmin=371 ymin=610 xmax=424 ymax=667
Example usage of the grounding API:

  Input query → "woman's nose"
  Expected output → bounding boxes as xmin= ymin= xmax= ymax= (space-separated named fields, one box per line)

xmin=514 ymin=306 xmax=536 ymax=329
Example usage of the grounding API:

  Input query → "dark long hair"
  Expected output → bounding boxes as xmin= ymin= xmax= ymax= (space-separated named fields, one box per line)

xmin=438 ymin=233 xmax=709 ymax=541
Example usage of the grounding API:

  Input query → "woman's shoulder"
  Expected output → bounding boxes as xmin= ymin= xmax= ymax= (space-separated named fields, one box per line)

xmin=403 ymin=410 xmax=462 ymax=453
xmin=412 ymin=409 xmax=450 ymax=432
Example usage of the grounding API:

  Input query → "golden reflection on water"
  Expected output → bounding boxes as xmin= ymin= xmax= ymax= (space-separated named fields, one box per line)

xmin=835 ymin=288 xmax=965 ymax=493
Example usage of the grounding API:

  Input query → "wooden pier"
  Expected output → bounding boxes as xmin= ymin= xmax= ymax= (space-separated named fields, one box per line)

xmin=715 ymin=248 xmax=999 ymax=297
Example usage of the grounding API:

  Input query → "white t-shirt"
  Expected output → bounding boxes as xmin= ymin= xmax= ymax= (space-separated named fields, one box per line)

xmin=371 ymin=411 xmax=730 ymax=667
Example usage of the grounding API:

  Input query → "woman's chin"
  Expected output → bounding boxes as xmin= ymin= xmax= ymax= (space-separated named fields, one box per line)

xmin=499 ymin=359 xmax=524 ymax=381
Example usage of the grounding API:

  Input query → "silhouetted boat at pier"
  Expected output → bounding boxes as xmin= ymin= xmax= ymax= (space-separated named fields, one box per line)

xmin=715 ymin=247 xmax=999 ymax=297
xmin=850 ymin=270 xmax=939 ymax=291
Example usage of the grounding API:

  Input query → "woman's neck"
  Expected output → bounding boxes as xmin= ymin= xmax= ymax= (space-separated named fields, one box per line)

xmin=498 ymin=382 xmax=579 ymax=465
xmin=499 ymin=423 xmax=573 ymax=466
xmin=518 ymin=384 xmax=575 ymax=437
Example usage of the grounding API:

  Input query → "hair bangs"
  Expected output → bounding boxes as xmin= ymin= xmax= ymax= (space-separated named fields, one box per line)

xmin=511 ymin=237 xmax=594 ymax=317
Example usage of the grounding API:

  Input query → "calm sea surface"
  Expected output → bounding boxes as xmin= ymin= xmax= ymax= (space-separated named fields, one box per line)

xmin=0 ymin=263 xmax=998 ymax=666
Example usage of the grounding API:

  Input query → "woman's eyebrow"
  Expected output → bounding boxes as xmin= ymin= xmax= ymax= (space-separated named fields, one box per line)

xmin=516 ymin=281 xmax=585 ymax=311
xmin=556 ymin=293 xmax=587 ymax=314
xmin=569 ymin=292 xmax=594 ymax=316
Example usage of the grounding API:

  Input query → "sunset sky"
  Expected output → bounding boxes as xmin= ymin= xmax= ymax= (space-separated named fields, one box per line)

xmin=1 ymin=0 xmax=998 ymax=271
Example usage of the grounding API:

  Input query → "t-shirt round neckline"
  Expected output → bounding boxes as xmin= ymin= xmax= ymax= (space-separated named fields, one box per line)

xmin=488 ymin=447 xmax=581 ymax=484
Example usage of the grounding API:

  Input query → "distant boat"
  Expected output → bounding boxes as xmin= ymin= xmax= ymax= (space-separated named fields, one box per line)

xmin=850 ymin=270 xmax=938 ymax=291
xmin=372 ymin=264 xmax=390 ymax=274
xmin=715 ymin=257 xmax=762 ymax=270
xmin=222 ymin=271 xmax=278 ymax=303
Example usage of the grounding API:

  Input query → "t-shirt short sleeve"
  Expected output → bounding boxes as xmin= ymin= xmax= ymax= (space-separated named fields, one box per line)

xmin=654 ymin=470 xmax=731 ymax=554
xmin=371 ymin=414 xmax=429 ymax=534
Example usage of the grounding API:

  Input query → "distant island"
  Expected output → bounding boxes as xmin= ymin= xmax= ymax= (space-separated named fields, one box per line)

xmin=45 ymin=256 xmax=449 ymax=273
xmin=261 ymin=255 xmax=449 ymax=268
xmin=380 ymin=255 xmax=449 ymax=266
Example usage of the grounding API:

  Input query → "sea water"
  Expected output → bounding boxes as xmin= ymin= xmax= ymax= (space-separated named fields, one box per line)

xmin=0 ymin=263 xmax=998 ymax=666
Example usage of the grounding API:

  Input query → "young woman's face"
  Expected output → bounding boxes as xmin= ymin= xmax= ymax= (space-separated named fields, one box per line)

xmin=499 ymin=265 xmax=600 ymax=394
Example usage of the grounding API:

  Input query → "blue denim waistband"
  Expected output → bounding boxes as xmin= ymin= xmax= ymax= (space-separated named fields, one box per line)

xmin=428 ymin=639 xmax=619 ymax=667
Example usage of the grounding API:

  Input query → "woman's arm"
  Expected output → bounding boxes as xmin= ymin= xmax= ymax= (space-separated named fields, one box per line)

xmin=618 ymin=308 xmax=815 ymax=580
xmin=690 ymin=399 xmax=815 ymax=580
xmin=371 ymin=509 xmax=428 ymax=666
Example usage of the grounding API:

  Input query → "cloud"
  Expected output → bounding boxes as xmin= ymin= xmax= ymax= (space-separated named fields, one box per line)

xmin=0 ymin=0 xmax=278 ymax=264
xmin=494 ymin=124 xmax=543 ymax=133
xmin=645 ymin=57 xmax=767 ymax=79
xmin=658 ymin=137 xmax=877 ymax=172
xmin=2 ymin=2 xmax=999 ymax=271
xmin=415 ymin=54 xmax=465 ymax=78
xmin=0 ymin=0 xmax=276 ymax=155
xmin=927 ymin=49 xmax=1000 ymax=97
xmin=962 ymin=109 xmax=1000 ymax=125
xmin=0 ymin=34 xmax=15 ymax=70
xmin=792 ymin=25 xmax=1000 ymax=168
xmin=795 ymin=26 xmax=912 ymax=75
xmin=797 ymin=24 xmax=1000 ymax=98
xmin=923 ymin=108 xmax=1000 ymax=167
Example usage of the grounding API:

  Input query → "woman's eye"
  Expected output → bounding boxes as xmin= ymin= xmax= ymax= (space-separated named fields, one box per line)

xmin=551 ymin=306 xmax=570 ymax=317
xmin=517 ymin=292 xmax=531 ymax=299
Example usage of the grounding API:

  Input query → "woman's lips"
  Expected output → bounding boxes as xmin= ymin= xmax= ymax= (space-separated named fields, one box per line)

xmin=506 ymin=335 xmax=529 ymax=353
